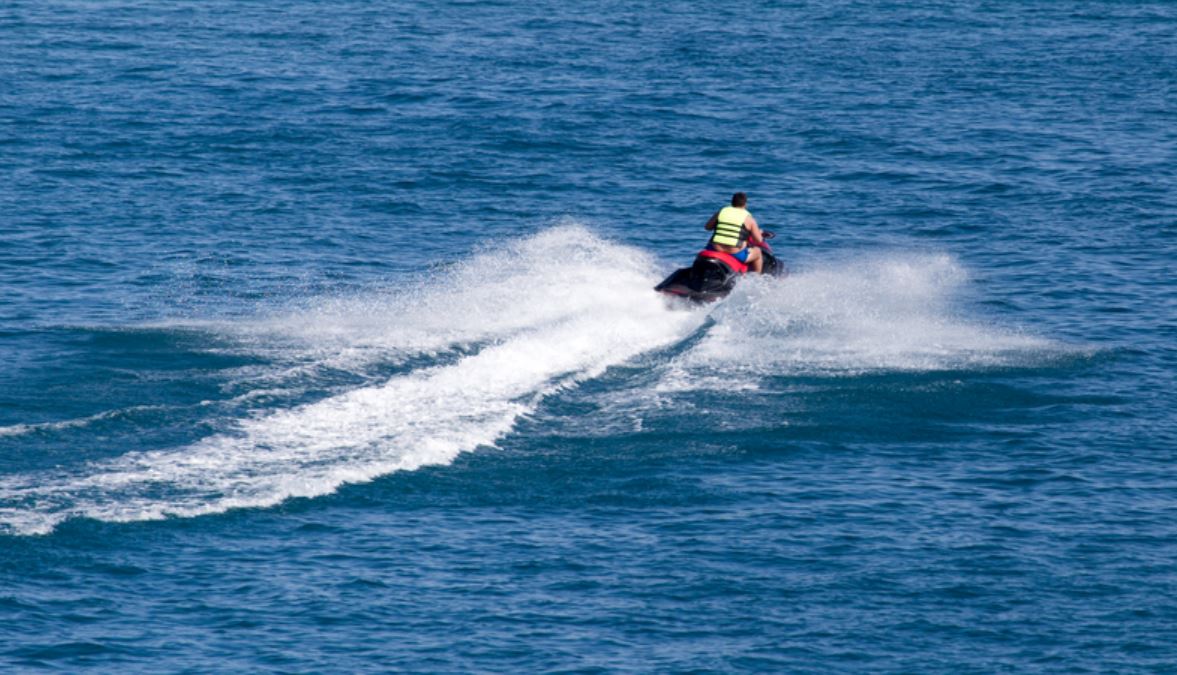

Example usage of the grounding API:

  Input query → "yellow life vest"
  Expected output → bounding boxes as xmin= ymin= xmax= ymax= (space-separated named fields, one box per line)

xmin=711 ymin=206 xmax=749 ymax=247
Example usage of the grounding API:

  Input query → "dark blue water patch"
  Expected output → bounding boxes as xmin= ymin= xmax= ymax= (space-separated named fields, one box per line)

xmin=0 ymin=326 xmax=251 ymax=405
xmin=0 ymin=326 xmax=265 ymax=474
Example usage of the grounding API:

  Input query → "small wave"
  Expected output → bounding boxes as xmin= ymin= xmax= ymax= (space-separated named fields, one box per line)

xmin=0 ymin=405 xmax=173 ymax=439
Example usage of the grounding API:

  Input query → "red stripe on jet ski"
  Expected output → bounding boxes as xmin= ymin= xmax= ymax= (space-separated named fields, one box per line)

xmin=698 ymin=249 xmax=748 ymax=274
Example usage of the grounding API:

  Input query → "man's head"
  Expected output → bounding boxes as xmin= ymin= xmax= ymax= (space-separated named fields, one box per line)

xmin=731 ymin=192 xmax=748 ymax=208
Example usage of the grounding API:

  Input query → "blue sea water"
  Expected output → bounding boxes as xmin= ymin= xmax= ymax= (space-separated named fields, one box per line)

xmin=2 ymin=0 xmax=1176 ymax=670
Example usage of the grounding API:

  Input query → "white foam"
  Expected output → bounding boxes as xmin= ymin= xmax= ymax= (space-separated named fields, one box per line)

xmin=660 ymin=253 xmax=1060 ymax=388
xmin=504 ymin=251 xmax=1066 ymax=441
xmin=0 ymin=226 xmax=702 ymax=535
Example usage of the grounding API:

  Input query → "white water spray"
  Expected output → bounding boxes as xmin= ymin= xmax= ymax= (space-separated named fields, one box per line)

xmin=0 ymin=227 xmax=702 ymax=534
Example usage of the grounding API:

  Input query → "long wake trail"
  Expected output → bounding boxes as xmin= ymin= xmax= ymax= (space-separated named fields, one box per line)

xmin=0 ymin=227 xmax=702 ymax=535
xmin=0 ymin=231 xmax=1072 ymax=536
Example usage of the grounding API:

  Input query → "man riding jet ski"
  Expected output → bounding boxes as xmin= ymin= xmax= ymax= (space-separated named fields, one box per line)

xmin=655 ymin=192 xmax=785 ymax=302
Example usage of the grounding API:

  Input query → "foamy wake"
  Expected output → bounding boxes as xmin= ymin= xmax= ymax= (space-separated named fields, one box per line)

xmin=0 ymin=235 xmax=1067 ymax=535
xmin=0 ymin=227 xmax=702 ymax=535
xmin=659 ymin=253 xmax=1061 ymax=390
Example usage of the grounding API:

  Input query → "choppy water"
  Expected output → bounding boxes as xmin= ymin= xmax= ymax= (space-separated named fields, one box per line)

xmin=2 ymin=0 xmax=1175 ymax=671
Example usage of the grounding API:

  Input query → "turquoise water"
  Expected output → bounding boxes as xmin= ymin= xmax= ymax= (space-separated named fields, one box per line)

xmin=2 ymin=0 xmax=1176 ymax=670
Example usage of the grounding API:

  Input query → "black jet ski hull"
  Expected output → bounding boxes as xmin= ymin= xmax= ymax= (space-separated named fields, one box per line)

xmin=655 ymin=249 xmax=785 ymax=303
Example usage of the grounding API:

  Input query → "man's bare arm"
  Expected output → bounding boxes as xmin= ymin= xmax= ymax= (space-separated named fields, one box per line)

xmin=746 ymin=214 xmax=765 ymax=243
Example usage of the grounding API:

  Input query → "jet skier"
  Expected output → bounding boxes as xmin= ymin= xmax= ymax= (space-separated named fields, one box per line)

xmin=653 ymin=191 xmax=784 ymax=302
xmin=703 ymin=192 xmax=768 ymax=274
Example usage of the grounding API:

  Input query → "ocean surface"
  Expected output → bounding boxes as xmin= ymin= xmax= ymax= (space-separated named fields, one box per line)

xmin=2 ymin=0 xmax=1175 ymax=671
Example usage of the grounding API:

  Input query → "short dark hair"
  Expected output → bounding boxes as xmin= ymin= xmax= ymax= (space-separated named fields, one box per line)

xmin=731 ymin=192 xmax=747 ymax=207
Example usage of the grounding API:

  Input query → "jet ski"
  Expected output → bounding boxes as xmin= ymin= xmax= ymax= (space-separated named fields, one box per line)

xmin=654 ymin=232 xmax=786 ymax=303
